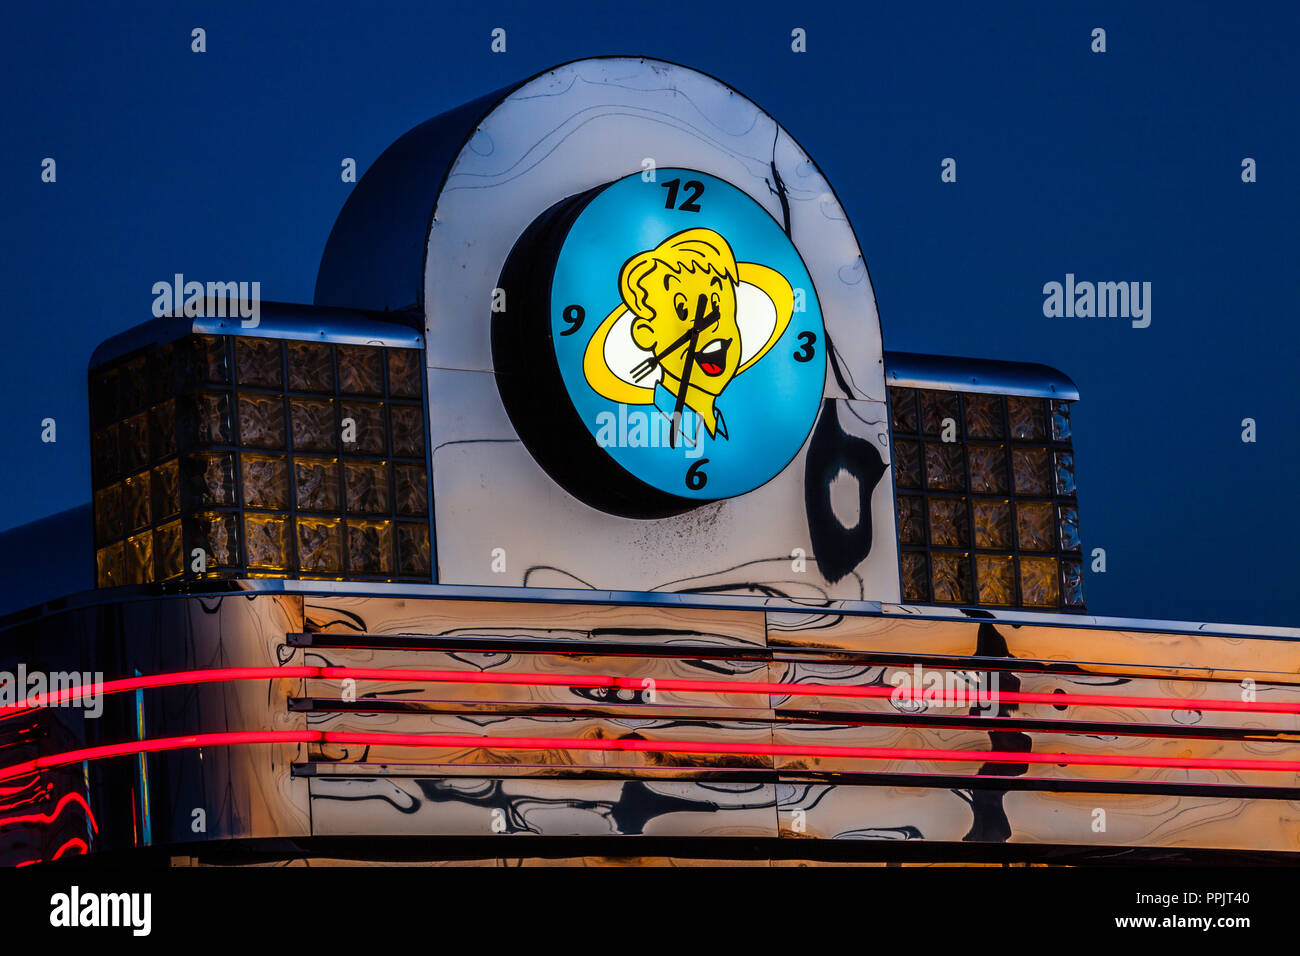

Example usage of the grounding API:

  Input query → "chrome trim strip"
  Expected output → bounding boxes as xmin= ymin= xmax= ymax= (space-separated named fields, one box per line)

xmin=261 ymin=578 xmax=886 ymax=619
xmin=8 ymin=578 xmax=1292 ymax=642
xmin=876 ymin=602 xmax=1300 ymax=638
xmin=89 ymin=301 xmax=425 ymax=369
xmin=883 ymin=350 xmax=1080 ymax=400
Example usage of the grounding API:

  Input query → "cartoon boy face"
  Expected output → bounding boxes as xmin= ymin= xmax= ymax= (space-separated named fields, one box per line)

xmin=620 ymin=229 xmax=741 ymax=398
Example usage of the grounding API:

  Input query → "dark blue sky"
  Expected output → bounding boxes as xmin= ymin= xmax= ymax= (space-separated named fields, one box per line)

xmin=1 ymin=1 xmax=1296 ymax=626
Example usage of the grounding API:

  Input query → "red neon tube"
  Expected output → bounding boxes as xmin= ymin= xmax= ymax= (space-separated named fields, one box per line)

xmin=317 ymin=667 xmax=1300 ymax=715
xmin=0 ymin=731 xmax=319 ymax=782
xmin=51 ymin=837 xmax=89 ymax=860
xmin=0 ymin=791 xmax=98 ymax=833
xmin=0 ymin=666 xmax=317 ymax=716
xmin=3 ymin=729 xmax=1300 ymax=784
xmin=3 ymin=664 xmax=1295 ymax=717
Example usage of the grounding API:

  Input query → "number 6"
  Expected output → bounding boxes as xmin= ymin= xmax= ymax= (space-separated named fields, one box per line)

xmin=685 ymin=458 xmax=709 ymax=490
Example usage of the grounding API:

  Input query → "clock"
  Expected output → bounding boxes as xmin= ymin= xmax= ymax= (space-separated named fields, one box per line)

xmin=493 ymin=168 xmax=826 ymax=518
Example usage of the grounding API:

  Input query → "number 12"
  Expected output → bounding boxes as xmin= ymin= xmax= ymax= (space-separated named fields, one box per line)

xmin=662 ymin=179 xmax=704 ymax=212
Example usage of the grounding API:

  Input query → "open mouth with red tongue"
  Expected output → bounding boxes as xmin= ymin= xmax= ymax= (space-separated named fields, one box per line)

xmin=694 ymin=338 xmax=731 ymax=377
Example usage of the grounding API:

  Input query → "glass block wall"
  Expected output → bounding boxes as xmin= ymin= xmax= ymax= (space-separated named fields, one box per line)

xmin=89 ymin=333 xmax=432 ymax=587
xmin=888 ymin=386 xmax=1083 ymax=610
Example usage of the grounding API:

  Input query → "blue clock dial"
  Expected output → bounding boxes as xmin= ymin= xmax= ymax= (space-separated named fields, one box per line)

xmin=493 ymin=168 xmax=826 ymax=518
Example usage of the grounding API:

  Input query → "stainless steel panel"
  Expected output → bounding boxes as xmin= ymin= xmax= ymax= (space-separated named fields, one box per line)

xmin=0 ymin=593 xmax=311 ymax=864
xmin=396 ymin=58 xmax=900 ymax=600
xmin=428 ymin=394 xmax=900 ymax=600
xmin=4 ymin=591 xmax=1297 ymax=863
xmin=302 ymin=595 xmax=767 ymax=647
xmin=309 ymin=776 xmax=777 ymax=838
xmin=884 ymin=351 xmax=1080 ymax=400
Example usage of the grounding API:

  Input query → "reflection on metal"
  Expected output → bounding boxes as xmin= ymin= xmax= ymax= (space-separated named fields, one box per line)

xmin=2 ymin=591 xmax=1298 ymax=865
xmin=0 ymin=594 xmax=310 ymax=866
xmin=805 ymin=400 xmax=890 ymax=583
xmin=884 ymin=351 xmax=1080 ymax=400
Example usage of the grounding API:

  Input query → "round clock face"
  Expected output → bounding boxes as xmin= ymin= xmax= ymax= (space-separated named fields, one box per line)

xmin=493 ymin=168 xmax=826 ymax=518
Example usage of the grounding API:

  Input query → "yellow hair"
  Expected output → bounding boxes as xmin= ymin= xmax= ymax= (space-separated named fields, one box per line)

xmin=618 ymin=228 xmax=739 ymax=319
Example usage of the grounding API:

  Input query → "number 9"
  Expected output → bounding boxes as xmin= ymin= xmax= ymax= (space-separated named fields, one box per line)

xmin=560 ymin=304 xmax=585 ymax=335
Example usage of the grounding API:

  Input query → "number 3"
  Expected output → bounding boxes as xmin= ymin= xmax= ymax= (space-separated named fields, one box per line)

xmin=794 ymin=330 xmax=817 ymax=362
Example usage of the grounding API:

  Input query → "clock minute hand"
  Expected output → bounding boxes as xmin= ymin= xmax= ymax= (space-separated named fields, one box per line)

xmin=670 ymin=293 xmax=708 ymax=449
xmin=631 ymin=302 xmax=718 ymax=383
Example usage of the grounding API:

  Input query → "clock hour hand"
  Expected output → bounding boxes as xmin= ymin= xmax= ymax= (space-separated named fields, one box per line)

xmin=669 ymin=293 xmax=708 ymax=448
xmin=631 ymin=299 xmax=719 ymax=383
